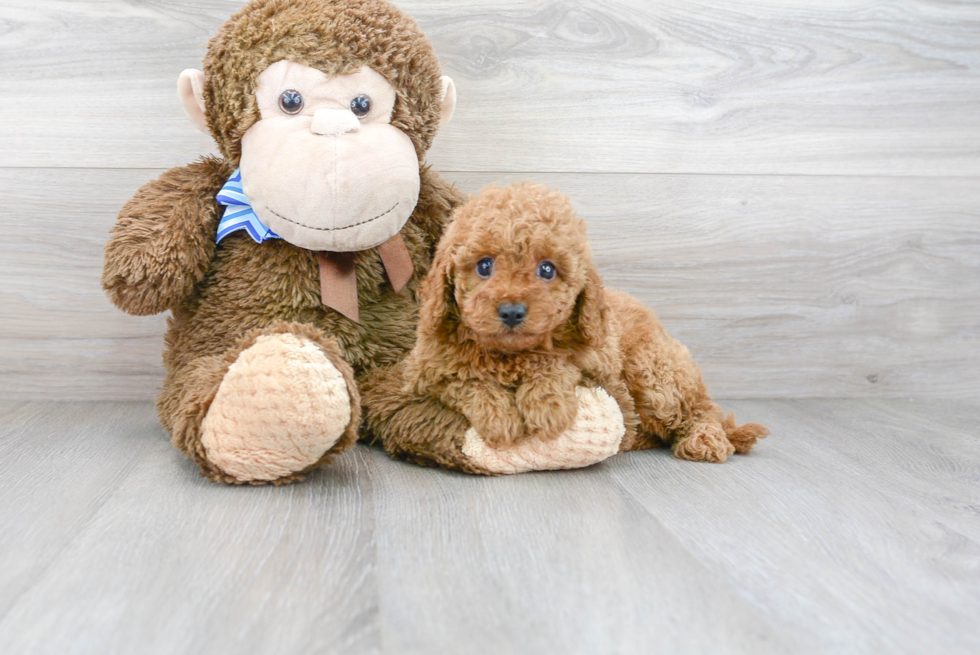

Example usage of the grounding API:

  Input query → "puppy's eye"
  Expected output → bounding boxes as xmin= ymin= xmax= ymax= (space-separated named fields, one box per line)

xmin=537 ymin=261 xmax=557 ymax=281
xmin=476 ymin=257 xmax=494 ymax=279
xmin=279 ymin=90 xmax=304 ymax=114
xmin=350 ymin=94 xmax=371 ymax=118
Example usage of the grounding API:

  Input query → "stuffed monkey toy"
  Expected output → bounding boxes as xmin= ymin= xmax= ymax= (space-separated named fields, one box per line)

xmin=103 ymin=0 xmax=628 ymax=483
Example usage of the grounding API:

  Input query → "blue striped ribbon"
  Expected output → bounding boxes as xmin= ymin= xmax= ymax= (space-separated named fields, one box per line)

xmin=215 ymin=168 xmax=280 ymax=243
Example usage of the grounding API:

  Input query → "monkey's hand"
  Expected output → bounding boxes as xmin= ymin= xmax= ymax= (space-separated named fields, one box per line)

xmin=462 ymin=387 xmax=626 ymax=475
xmin=102 ymin=157 xmax=231 ymax=316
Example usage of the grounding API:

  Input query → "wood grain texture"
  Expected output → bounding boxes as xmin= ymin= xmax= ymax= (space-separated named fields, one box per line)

xmin=0 ymin=399 xmax=977 ymax=653
xmin=0 ymin=402 xmax=381 ymax=655
xmin=608 ymin=398 xmax=980 ymax=654
xmin=364 ymin=443 xmax=791 ymax=655
xmin=2 ymin=168 xmax=977 ymax=400
xmin=2 ymin=0 xmax=978 ymax=399
xmin=0 ymin=0 xmax=978 ymax=174
xmin=0 ymin=403 xmax=151 ymax=620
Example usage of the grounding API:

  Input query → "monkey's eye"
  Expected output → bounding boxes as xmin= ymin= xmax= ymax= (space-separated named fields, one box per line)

xmin=350 ymin=94 xmax=372 ymax=118
xmin=476 ymin=258 xmax=494 ymax=279
xmin=278 ymin=90 xmax=304 ymax=114
xmin=537 ymin=261 xmax=557 ymax=281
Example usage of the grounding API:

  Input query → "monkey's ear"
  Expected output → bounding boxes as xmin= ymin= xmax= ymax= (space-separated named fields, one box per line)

xmin=439 ymin=76 xmax=456 ymax=127
xmin=178 ymin=69 xmax=209 ymax=134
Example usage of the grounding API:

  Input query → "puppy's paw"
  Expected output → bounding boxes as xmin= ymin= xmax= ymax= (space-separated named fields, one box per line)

xmin=518 ymin=390 xmax=578 ymax=442
xmin=673 ymin=423 xmax=735 ymax=463
xmin=462 ymin=387 xmax=624 ymax=474
xmin=468 ymin=406 xmax=526 ymax=449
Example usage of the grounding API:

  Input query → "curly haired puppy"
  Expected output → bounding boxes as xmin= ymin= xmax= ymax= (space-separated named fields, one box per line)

xmin=402 ymin=182 xmax=768 ymax=463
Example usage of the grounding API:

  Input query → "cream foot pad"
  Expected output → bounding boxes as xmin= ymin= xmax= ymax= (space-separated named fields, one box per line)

xmin=201 ymin=333 xmax=352 ymax=482
xmin=462 ymin=387 xmax=626 ymax=474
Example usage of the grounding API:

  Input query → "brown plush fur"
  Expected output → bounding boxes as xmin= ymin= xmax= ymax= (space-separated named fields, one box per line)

xmin=102 ymin=0 xmax=466 ymax=482
xmin=378 ymin=182 xmax=768 ymax=468
xmin=203 ymin=0 xmax=446 ymax=165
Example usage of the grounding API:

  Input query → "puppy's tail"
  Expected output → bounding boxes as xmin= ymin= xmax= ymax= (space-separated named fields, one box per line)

xmin=721 ymin=413 xmax=770 ymax=454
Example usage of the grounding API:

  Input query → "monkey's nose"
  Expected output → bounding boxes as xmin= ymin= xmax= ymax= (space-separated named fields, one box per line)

xmin=311 ymin=109 xmax=360 ymax=137
xmin=497 ymin=303 xmax=527 ymax=329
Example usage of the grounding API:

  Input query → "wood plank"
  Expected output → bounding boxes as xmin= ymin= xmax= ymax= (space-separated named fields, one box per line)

xmin=363 ymin=446 xmax=794 ymax=654
xmin=456 ymin=172 xmax=980 ymax=400
xmin=0 ymin=168 xmax=168 ymax=399
xmin=0 ymin=403 xmax=157 ymax=620
xmin=607 ymin=399 xmax=980 ymax=654
xmin=0 ymin=402 xmax=381 ymax=655
xmin=0 ymin=400 xmax=977 ymax=652
xmin=2 ymin=168 xmax=978 ymax=400
xmin=1 ymin=0 xmax=979 ymax=174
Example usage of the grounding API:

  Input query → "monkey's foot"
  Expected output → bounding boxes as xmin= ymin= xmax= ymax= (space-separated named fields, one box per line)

xmin=461 ymin=387 xmax=625 ymax=474
xmin=673 ymin=422 xmax=735 ymax=463
xmin=200 ymin=332 xmax=353 ymax=482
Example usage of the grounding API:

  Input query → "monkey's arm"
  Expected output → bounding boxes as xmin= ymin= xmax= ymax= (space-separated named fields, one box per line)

xmin=362 ymin=363 xmax=629 ymax=475
xmin=360 ymin=363 xmax=499 ymax=475
xmin=401 ymin=347 xmax=525 ymax=448
xmin=102 ymin=156 xmax=232 ymax=316
xmin=414 ymin=167 xmax=466 ymax=260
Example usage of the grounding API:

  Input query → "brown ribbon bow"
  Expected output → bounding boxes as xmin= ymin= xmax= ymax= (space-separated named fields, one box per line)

xmin=316 ymin=232 xmax=414 ymax=323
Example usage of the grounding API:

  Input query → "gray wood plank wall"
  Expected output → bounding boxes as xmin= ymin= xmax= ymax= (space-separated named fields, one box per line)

xmin=1 ymin=0 xmax=978 ymax=400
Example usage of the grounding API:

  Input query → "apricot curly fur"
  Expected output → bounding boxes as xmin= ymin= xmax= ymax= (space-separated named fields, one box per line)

xmin=394 ymin=182 xmax=769 ymax=464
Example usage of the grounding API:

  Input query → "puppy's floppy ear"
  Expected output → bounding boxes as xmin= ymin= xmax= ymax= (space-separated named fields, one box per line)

xmin=572 ymin=265 xmax=608 ymax=350
xmin=418 ymin=244 xmax=460 ymax=341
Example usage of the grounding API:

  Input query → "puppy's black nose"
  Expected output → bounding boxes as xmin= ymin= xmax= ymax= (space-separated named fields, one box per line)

xmin=497 ymin=303 xmax=527 ymax=329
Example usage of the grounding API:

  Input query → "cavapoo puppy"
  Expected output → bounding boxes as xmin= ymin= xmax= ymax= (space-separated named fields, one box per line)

xmin=396 ymin=182 xmax=768 ymax=465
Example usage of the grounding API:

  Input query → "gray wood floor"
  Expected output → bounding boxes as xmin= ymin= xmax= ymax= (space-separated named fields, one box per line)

xmin=1 ymin=399 xmax=977 ymax=654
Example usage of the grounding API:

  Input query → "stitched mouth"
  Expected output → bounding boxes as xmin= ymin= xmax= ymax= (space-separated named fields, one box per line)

xmin=265 ymin=202 xmax=399 ymax=232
